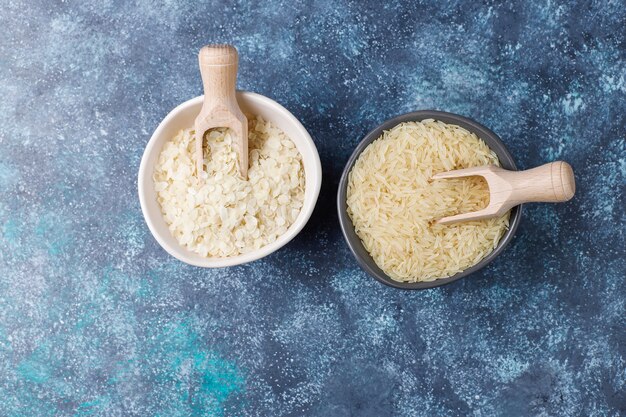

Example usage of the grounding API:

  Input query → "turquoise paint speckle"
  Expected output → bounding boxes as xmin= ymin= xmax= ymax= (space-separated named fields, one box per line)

xmin=1 ymin=218 xmax=19 ymax=245
xmin=17 ymin=344 xmax=51 ymax=384
xmin=147 ymin=318 xmax=245 ymax=417
xmin=34 ymin=214 xmax=71 ymax=256
xmin=74 ymin=398 xmax=109 ymax=417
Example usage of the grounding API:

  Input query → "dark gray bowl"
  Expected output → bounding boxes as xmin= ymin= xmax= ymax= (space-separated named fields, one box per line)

xmin=337 ymin=110 xmax=522 ymax=290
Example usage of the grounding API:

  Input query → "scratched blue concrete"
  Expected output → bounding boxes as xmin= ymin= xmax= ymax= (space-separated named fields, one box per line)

xmin=0 ymin=1 xmax=624 ymax=416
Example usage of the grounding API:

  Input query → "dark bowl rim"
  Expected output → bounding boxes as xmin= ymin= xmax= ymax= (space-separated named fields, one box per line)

xmin=337 ymin=110 xmax=523 ymax=290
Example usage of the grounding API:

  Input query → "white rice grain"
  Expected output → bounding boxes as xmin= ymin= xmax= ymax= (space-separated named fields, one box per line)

xmin=154 ymin=116 xmax=305 ymax=258
xmin=347 ymin=120 xmax=510 ymax=282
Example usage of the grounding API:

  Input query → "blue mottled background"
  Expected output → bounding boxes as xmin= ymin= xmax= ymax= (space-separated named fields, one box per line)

xmin=0 ymin=0 xmax=624 ymax=416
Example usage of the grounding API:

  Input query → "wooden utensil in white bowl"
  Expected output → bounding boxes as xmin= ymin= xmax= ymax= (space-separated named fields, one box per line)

xmin=195 ymin=44 xmax=248 ymax=178
xmin=138 ymin=92 xmax=322 ymax=268
xmin=433 ymin=161 xmax=576 ymax=224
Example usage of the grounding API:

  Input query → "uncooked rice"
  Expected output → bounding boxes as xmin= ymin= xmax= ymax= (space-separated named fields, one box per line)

xmin=154 ymin=116 xmax=305 ymax=257
xmin=346 ymin=120 xmax=510 ymax=282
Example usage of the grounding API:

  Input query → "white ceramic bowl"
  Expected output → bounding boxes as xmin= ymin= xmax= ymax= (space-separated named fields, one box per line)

xmin=138 ymin=91 xmax=322 ymax=267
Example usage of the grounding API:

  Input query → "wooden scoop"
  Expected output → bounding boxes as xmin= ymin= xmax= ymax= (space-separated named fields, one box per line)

xmin=195 ymin=44 xmax=248 ymax=178
xmin=432 ymin=161 xmax=576 ymax=224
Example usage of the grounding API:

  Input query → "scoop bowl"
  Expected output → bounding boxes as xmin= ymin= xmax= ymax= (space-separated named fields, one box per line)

xmin=139 ymin=91 xmax=322 ymax=267
xmin=337 ymin=110 xmax=522 ymax=289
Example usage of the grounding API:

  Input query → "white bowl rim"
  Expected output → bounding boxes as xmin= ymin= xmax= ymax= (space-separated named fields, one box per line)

xmin=138 ymin=91 xmax=322 ymax=267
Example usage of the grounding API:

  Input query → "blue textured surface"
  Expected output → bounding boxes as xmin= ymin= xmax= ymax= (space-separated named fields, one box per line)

xmin=0 ymin=1 xmax=624 ymax=416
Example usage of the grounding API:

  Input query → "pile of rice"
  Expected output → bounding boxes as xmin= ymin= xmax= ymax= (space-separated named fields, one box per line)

xmin=347 ymin=120 xmax=510 ymax=282
xmin=154 ymin=116 xmax=305 ymax=257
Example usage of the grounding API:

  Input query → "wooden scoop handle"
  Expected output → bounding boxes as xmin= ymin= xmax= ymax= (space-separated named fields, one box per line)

xmin=198 ymin=44 xmax=239 ymax=111
xmin=195 ymin=44 xmax=248 ymax=179
xmin=506 ymin=161 xmax=576 ymax=204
